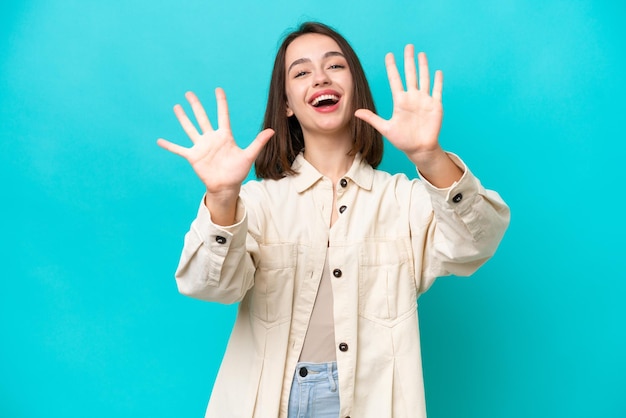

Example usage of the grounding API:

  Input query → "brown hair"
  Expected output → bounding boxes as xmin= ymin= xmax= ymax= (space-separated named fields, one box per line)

xmin=255 ymin=22 xmax=383 ymax=179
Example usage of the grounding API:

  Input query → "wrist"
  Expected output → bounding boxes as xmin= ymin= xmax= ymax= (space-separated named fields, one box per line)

xmin=204 ymin=187 xmax=240 ymax=226
xmin=411 ymin=149 xmax=463 ymax=188
xmin=407 ymin=146 xmax=447 ymax=171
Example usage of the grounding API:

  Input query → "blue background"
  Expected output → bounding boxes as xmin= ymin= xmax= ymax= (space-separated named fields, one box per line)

xmin=1 ymin=0 xmax=624 ymax=417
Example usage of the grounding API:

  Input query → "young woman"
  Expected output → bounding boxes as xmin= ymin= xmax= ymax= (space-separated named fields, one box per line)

xmin=158 ymin=22 xmax=509 ymax=418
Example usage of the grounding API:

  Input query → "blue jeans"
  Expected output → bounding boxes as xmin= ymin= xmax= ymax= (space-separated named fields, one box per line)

xmin=287 ymin=361 xmax=340 ymax=418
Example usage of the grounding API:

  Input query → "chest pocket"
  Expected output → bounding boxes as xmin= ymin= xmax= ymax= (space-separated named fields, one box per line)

xmin=249 ymin=243 xmax=297 ymax=324
xmin=358 ymin=239 xmax=417 ymax=323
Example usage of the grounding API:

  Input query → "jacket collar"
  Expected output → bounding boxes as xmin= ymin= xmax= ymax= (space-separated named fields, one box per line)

xmin=291 ymin=152 xmax=374 ymax=193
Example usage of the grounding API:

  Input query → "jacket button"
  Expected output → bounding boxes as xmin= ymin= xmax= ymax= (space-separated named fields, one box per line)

xmin=215 ymin=236 xmax=227 ymax=244
xmin=339 ymin=342 xmax=348 ymax=352
xmin=333 ymin=269 xmax=342 ymax=278
xmin=340 ymin=178 xmax=348 ymax=188
xmin=339 ymin=205 xmax=347 ymax=214
xmin=452 ymin=193 xmax=463 ymax=203
xmin=299 ymin=367 xmax=308 ymax=377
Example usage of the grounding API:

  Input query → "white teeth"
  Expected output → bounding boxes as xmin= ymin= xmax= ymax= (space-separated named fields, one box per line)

xmin=311 ymin=94 xmax=339 ymax=106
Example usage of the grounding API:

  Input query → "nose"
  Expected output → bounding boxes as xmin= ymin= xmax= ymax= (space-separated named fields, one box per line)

xmin=312 ymin=69 xmax=331 ymax=87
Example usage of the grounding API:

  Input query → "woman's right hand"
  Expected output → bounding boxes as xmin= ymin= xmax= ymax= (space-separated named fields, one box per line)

xmin=157 ymin=88 xmax=274 ymax=225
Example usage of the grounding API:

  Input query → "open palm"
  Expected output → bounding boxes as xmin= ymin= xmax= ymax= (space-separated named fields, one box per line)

xmin=157 ymin=88 xmax=274 ymax=197
xmin=355 ymin=45 xmax=443 ymax=160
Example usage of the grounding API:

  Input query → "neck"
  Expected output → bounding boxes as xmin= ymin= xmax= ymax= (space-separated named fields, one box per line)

xmin=302 ymin=131 xmax=354 ymax=183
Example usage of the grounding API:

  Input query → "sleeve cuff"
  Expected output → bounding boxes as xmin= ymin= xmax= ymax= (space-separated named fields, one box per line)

xmin=418 ymin=153 xmax=487 ymax=239
xmin=191 ymin=196 xmax=248 ymax=251
xmin=418 ymin=152 xmax=476 ymax=203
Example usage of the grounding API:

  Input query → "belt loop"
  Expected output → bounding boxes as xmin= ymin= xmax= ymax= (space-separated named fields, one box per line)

xmin=327 ymin=362 xmax=337 ymax=392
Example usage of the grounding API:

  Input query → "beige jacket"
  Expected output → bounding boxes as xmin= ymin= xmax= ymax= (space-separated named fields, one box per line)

xmin=175 ymin=153 xmax=510 ymax=418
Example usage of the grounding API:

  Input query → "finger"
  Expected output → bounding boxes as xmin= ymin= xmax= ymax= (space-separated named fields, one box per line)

xmin=243 ymin=128 xmax=274 ymax=160
xmin=432 ymin=70 xmax=443 ymax=102
xmin=355 ymin=109 xmax=389 ymax=136
xmin=215 ymin=87 xmax=231 ymax=131
xmin=404 ymin=44 xmax=418 ymax=90
xmin=418 ymin=52 xmax=430 ymax=94
xmin=186 ymin=91 xmax=213 ymax=133
xmin=173 ymin=104 xmax=200 ymax=144
xmin=384 ymin=52 xmax=405 ymax=93
xmin=156 ymin=138 xmax=189 ymax=159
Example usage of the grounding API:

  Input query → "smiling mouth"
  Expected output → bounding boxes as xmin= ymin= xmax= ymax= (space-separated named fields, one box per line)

xmin=310 ymin=94 xmax=340 ymax=107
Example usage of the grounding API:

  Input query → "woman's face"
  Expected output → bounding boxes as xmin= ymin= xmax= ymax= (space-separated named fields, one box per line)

xmin=284 ymin=33 xmax=354 ymax=138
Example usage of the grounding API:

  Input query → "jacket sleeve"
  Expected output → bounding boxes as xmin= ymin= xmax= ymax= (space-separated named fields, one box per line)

xmin=174 ymin=196 xmax=258 ymax=304
xmin=412 ymin=153 xmax=511 ymax=294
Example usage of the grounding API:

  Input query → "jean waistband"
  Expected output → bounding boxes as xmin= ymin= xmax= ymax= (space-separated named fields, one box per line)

xmin=294 ymin=361 xmax=338 ymax=382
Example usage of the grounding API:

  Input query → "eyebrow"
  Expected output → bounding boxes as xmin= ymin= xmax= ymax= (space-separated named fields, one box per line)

xmin=287 ymin=51 xmax=346 ymax=73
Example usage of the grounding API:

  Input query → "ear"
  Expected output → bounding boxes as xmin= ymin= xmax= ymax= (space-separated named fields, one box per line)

xmin=286 ymin=103 xmax=294 ymax=117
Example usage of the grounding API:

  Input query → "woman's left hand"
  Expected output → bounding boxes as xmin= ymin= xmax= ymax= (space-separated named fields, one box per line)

xmin=355 ymin=45 xmax=443 ymax=166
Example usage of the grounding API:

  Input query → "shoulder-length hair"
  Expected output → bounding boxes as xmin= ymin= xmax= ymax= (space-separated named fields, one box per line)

xmin=255 ymin=22 xmax=383 ymax=180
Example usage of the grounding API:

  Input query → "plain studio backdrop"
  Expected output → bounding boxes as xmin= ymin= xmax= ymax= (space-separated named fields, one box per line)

xmin=1 ymin=0 xmax=624 ymax=417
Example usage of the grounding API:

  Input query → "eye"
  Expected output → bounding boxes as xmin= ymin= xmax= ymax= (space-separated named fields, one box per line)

xmin=294 ymin=70 xmax=308 ymax=78
xmin=328 ymin=64 xmax=346 ymax=70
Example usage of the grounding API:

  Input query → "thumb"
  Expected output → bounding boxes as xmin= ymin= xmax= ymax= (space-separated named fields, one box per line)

xmin=156 ymin=138 xmax=189 ymax=160
xmin=244 ymin=128 xmax=274 ymax=160
xmin=355 ymin=109 xmax=388 ymax=136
